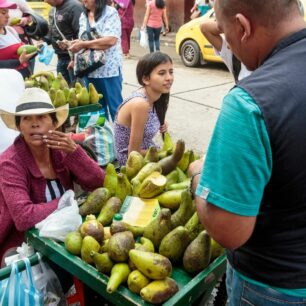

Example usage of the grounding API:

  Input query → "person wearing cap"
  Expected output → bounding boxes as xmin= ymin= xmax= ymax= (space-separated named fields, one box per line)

xmin=0 ymin=0 xmax=36 ymax=77
xmin=0 ymin=87 xmax=105 ymax=263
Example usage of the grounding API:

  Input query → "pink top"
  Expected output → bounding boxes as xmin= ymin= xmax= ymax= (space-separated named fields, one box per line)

xmin=147 ymin=0 xmax=164 ymax=28
xmin=0 ymin=136 xmax=105 ymax=261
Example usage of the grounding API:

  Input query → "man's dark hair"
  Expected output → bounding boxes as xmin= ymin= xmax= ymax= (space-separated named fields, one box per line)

xmin=15 ymin=113 xmax=58 ymax=128
xmin=218 ymin=0 xmax=299 ymax=26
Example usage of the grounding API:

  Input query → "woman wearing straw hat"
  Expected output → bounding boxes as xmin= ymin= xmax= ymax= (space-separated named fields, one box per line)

xmin=0 ymin=87 xmax=105 ymax=263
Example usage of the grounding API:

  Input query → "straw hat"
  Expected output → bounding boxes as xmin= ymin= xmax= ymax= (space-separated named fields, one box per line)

xmin=0 ymin=87 xmax=69 ymax=130
xmin=0 ymin=0 xmax=17 ymax=9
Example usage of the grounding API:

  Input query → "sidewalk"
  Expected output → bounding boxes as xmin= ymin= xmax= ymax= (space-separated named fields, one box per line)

xmin=131 ymin=28 xmax=176 ymax=47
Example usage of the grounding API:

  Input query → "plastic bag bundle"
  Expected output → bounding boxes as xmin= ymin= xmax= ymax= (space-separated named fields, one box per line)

xmin=38 ymin=42 xmax=55 ymax=66
xmin=35 ymin=190 xmax=82 ymax=242
xmin=139 ymin=29 xmax=148 ymax=48
xmin=0 ymin=258 xmax=43 ymax=306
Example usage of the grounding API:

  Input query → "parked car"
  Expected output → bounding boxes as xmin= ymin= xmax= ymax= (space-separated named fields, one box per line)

xmin=176 ymin=9 xmax=223 ymax=67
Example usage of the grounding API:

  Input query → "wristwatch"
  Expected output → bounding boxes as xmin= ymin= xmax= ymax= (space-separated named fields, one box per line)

xmin=189 ymin=172 xmax=201 ymax=199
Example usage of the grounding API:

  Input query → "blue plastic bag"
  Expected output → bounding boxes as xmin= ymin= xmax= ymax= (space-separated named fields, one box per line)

xmin=0 ymin=258 xmax=43 ymax=306
xmin=38 ymin=42 xmax=55 ymax=66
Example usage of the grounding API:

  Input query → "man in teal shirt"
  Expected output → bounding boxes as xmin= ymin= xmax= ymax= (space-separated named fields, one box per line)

xmin=190 ymin=0 xmax=306 ymax=304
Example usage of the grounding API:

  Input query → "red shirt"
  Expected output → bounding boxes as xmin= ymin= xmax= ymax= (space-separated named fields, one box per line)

xmin=0 ymin=26 xmax=25 ymax=70
xmin=0 ymin=136 xmax=105 ymax=261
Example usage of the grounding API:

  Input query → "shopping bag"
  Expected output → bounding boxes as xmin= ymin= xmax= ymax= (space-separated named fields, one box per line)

xmin=139 ymin=29 xmax=148 ymax=48
xmin=83 ymin=121 xmax=116 ymax=166
xmin=38 ymin=42 xmax=55 ymax=66
xmin=32 ymin=254 xmax=66 ymax=306
xmin=35 ymin=190 xmax=82 ymax=242
xmin=0 ymin=258 xmax=43 ymax=306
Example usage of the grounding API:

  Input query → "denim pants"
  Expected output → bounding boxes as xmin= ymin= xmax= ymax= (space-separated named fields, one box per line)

xmin=57 ymin=56 xmax=75 ymax=86
xmin=226 ymin=263 xmax=306 ymax=306
xmin=84 ymin=72 xmax=123 ymax=121
xmin=146 ymin=26 xmax=162 ymax=53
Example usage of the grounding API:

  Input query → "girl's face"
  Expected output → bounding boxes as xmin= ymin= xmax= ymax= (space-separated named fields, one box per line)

xmin=82 ymin=0 xmax=96 ymax=11
xmin=143 ymin=61 xmax=174 ymax=94
xmin=18 ymin=114 xmax=56 ymax=148
xmin=0 ymin=9 xmax=9 ymax=27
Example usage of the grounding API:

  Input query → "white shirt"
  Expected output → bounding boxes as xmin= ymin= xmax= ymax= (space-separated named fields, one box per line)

xmin=215 ymin=38 xmax=252 ymax=81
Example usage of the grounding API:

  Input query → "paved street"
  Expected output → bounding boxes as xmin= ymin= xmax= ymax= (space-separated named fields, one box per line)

xmin=35 ymin=36 xmax=234 ymax=155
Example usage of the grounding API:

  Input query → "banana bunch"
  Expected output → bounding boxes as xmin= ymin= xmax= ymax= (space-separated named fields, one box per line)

xmin=24 ymin=71 xmax=102 ymax=108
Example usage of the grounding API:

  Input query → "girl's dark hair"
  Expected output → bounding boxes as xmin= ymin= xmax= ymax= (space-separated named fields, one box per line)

xmin=86 ymin=0 xmax=107 ymax=22
xmin=131 ymin=0 xmax=135 ymax=5
xmin=15 ymin=113 xmax=58 ymax=128
xmin=155 ymin=0 xmax=165 ymax=9
xmin=136 ymin=52 xmax=172 ymax=126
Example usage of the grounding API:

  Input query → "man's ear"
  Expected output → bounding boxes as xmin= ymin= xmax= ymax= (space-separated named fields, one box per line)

xmin=235 ymin=13 xmax=251 ymax=43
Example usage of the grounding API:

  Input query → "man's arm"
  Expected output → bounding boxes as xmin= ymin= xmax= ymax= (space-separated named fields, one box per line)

xmin=200 ymin=20 xmax=223 ymax=52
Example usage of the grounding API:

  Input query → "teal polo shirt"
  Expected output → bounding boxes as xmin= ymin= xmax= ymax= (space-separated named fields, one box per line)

xmin=196 ymin=87 xmax=306 ymax=297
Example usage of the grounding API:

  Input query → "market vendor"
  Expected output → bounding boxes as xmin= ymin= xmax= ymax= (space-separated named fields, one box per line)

xmin=0 ymin=87 xmax=105 ymax=264
xmin=114 ymin=51 xmax=173 ymax=166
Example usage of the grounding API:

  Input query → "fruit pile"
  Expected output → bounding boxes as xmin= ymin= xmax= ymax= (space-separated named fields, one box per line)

xmin=64 ymin=133 xmax=225 ymax=304
xmin=24 ymin=71 xmax=102 ymax=107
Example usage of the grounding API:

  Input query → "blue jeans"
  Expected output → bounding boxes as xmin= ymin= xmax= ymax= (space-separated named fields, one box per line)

xmin=146 ymin=26 xmax=162 ymax=53
xmin=226 ymin=263 xmax=306 ymax=306
xmin=84 ymin=71 xmax=123 ymax=121
xmin=57 ymin=56 xmax=75 ymax=86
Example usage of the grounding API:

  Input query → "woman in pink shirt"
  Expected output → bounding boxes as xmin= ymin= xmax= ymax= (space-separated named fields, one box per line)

xmin=142 ymin=0 xmax=168 ymax=53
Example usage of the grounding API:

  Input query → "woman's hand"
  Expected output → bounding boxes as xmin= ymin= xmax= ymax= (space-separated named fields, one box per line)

xmin=69 ymin=40 xmax=85 ymax=53
xmin=67 ymin=60 xmax=74 ymax=70
xmin=43 ymin=130 xmax=77 ymax=154
xmin=19 ymin=49 xmax=36 ymax=64
xmin=160 ymin=122 xmax=168 ymax=133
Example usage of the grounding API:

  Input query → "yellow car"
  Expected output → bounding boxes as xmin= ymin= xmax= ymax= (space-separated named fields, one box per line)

xmin=27 ymin=0 xmax=51 ymax=21
xmin=176 ymin=9 xmax=223 ymax=67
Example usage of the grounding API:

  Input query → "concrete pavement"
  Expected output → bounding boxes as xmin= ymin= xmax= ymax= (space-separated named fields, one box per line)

xmin=35 ymin=37 xmax=234 ymax=155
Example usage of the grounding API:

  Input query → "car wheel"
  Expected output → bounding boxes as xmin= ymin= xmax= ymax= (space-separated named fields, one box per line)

xmin=180 ymin=40 xmax=201 ymax=67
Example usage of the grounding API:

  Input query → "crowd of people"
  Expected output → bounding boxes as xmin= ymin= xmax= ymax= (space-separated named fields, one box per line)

xmin=1 ymin=0 xmax=306 ymax=305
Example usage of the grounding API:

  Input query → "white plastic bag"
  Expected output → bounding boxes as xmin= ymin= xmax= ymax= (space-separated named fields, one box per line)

xmin=139 ymin=29 xmax=148 ymax=48
xmin=32 ymin=254 xmax=66 ymax=306
xmin=35 ymin=190 xmax=82 ymax=241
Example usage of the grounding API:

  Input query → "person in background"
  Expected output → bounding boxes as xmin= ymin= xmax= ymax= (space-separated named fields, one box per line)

xmin=0 ymin=0 xmax=37 ymax=78
xmin=191 ymin=0 xmax=212 ymax=18
xmin=8 ymin=0 xmax=33 ymax=42
xmin=43 ymin=0 xmax=83 ymax=86
xmin=189 ymin=0 xmax=306 ymax=304
xmin=0 ymin=69 xmax=22 ymax=153
xmin=69 ymin=0 xmax=123 ymax=121
xmin=141 ymin=0 xmax=169 ymax=53
xmin=114 ymin=52 xmax=173 ymax=166
xmin=115 ymin=0 xmax=135 ymax=59
xmin=200 ymin=19 xmax=251 ymax=83
xmin=0 ymin=87 xmax=105 ymax=264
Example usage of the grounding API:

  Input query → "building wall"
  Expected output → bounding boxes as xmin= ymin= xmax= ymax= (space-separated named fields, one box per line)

xmin=133 ymin=0 xmax=192 ymax=31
